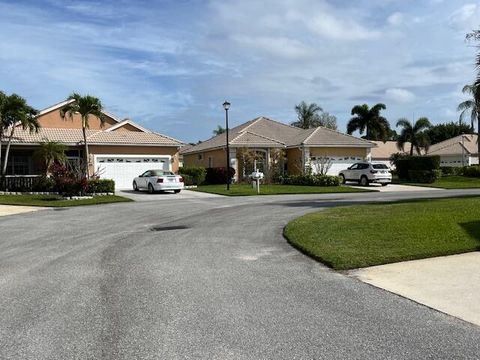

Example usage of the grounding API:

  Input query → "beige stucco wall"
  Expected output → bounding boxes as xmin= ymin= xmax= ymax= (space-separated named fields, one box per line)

xmin=112 ymin=123 xmax=142 ymax=132
xmin=286 ymin=148 xmax=303 ymax=175
xmin=38 ymin=108 xmax=117 ymax=130
xmin=309 ymin=147 xmax=369 ymax=158
xmin=183 ymin=149 xmax=227 ymax=169
xmin=89 ymin=145 xmax=180 ymax=173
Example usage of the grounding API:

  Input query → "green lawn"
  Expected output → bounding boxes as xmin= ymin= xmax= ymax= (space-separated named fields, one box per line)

xmin=284 ymin=197 xmax=480 ymax=270
xmin=0 ymin=194 xmax=132 ymax=207
xmin=395 ymin=176 xmax=480 ymax=189
xmin=191 ymin=184 xmax=372 ymax=196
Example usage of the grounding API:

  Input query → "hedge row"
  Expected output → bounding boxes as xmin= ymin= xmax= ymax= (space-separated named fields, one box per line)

xmin=178 ymin=166 xmax=207 ymax=185
xmin=395 ymin=156 xmax=440 ymax=180
xmin=279 ymin=174 xmax=340 ymax=186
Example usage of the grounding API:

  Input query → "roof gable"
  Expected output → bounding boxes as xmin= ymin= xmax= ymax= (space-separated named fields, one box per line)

xmin=105 ymin=119 xmax=151 ymax=133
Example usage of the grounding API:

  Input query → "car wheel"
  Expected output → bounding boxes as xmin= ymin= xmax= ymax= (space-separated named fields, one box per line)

xmin=174 ymin=189 xmax=181 ymax=194
xmin=381 ymin=183 xmax=388 ymax=187
xmin=360 ymin=176 xmax=369 ymax=186
xmin=133 ymin=181 xmax=139 ymax=191
xmin=339 ymin=174 xmax=346 ymax=184
xmin=148 ymin=183 xmax=155 ymax=194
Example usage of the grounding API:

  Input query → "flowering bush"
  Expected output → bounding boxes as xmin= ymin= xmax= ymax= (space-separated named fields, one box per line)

xmin=205 ymin=167 xmax=236 ymax=185
xmin=50 ymin=163 xmax=88 ymax=196
xmin=278 ymin=174 xmax=341 ymax=186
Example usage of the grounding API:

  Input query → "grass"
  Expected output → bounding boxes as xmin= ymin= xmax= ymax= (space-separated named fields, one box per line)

xmin=191 ymin=184 xmax=372 ymax=196
xmin=284 ymin=197 xmax=480 ymax=270
xmin=396 ymin=176 xmax=480 ymax=189
xmin=0 ymin=194 xmax=132 ymax=207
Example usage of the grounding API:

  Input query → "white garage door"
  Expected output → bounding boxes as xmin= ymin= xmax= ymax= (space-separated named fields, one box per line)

xmin=95 ymin=156 xmax=171 ymax=189
xmin=310 ymin=156 xmax=364 ymax=176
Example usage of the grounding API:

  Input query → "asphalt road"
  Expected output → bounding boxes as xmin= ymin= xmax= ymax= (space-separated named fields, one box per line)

xmin=1 ymin=190 xmax=480 ymax=359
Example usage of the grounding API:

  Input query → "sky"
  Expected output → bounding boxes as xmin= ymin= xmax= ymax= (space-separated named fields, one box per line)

xmin=0 ymin=0 xmax=479 ymax=143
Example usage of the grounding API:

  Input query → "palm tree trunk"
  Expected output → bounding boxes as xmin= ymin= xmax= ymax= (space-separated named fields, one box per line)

xmin=477 ymin=115 xmax=480 ymax=162
xmin=0 ymin=128 xmax=4 ymax=190
xmin=2 ymin=126 xmax=15 ymax=176
xmin=82 ymin=124 xmax=90 ymax=178
xmin=410 ymin=142 xmax=414 ymax=156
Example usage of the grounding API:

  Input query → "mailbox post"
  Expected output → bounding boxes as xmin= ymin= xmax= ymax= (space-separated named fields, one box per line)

xmin=250 ymin=171 xmax=264 ymax=194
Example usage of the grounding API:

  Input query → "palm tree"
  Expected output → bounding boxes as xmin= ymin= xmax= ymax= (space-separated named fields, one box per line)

xmin=291 ymin=101 xmax=323 ymax=129
xmin=0 ymin=91 xmax=7 ymax=174
xmin=213 ymin=125 xmax=226 ymax=135
xmin=1 ymin=94 xmax=39 ymax=176
xmin=465 ymin=29 xmax=480 ymax=159
xmin=347 ymin=103 xmax=390 ymax=141
xmin=33 ymin=140 xmax=67 ymax=175
xmin=60 ymin=93 xmax=105 ymax=177
xmin=458 ymin=84 xmax=479 ymax=130
xmin=396 ymin=117 xmax=431 ymax=156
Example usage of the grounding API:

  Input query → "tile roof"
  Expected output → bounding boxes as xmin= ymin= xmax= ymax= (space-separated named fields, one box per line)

xmin=428 ymin=134 xmax=478 ymax=156
xmin=371 ymin=141 xmax=418 ymax=158
xmin=2 ymin=127 xmax=183 ymax=146
xmin=182 ymin=116 xmax=373 ymax=154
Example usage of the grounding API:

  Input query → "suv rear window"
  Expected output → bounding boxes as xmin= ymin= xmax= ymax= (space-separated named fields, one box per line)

xmin=372 ymin=164 xmax=389 ymax=169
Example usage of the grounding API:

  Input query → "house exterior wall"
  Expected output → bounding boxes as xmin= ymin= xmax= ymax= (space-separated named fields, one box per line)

xmin=309 ymin=147 xmax=368 ymax=158
xmin=183 ymin=149 xmax=227 ymax=169
xmin=37 ymin=108 xmax=117 ymax=130
xmin=286 ymin=148 xmax=303 ymax=175
xmin=89 ymin=145 xmax=180 ymax=173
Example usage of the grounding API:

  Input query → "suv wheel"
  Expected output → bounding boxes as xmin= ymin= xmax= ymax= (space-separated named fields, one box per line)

xmin=360 ymin=176 xmax=369 ymax=186
xmin=339 ymin=174 xmax=346 ymax=184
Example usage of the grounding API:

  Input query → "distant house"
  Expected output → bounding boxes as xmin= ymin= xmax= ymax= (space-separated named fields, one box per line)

xmin=182 ymin=116 xmax=376 ymax=180
xmin=2 ymin=99 xmax=184 ymax=188
xmin=427 ymin=134 xmax=479 ymax=167
xmin=370 ymin=141 xmax=419 ymax=168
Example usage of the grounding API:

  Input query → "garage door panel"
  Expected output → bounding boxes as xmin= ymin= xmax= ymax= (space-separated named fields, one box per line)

xmin=95 ymin=156 xmax=170 ymax=189
xmin=310 ymin=156 xmax=364 ymax=176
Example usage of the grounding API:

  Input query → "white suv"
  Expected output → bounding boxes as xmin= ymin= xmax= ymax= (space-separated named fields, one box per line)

xmin=339 ymin=162 xmax=392 ymax=186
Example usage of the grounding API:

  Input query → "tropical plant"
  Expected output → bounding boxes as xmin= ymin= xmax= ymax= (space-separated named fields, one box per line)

xmin=396 ymin=117 xmax=431 ymax=156
xmin=291 ymin=101 xmax=323 ymax=129
xmin=347 ymin=103 xmax=390 ymax=141
xmin=457 ymin=84 xmax=479 ymax=130
xmin=317 ymin=111 xmax=337 ymax=130
xmin=213 ymin=125 xmax=226 ymax=136
xmin=1 ymin=93 xmax=39 ymax=176
xmin=0 ymin=91 xmax=8 ymax=175
xmin=463 ymin=29 xmax=480 ymax=159
xmin=33 ymin=140 xmax=67 ymax=175
xmin=60 ymin=93 xmax=105 ymax=177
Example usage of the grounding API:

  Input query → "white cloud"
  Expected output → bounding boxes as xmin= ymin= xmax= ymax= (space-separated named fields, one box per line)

xmin=387 ymin=12 xmax=404 ymax=26
xmin=385 ymin=88 xmax=416 ymax=103
xmin=448 ymin=4 xmax=480 ymax=30
xmin=232 ymin=36 xmax=313 ymax=59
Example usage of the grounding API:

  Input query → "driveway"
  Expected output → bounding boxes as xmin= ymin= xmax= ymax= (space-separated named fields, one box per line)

xmin=1 ymin=189 xmax=480 ymax=359
xmin=117 ymin=188 xmax=223 ymax=201
xmin=349 ymin=183 xmax=441 ymax=192
xmin=0 ymin=204 xmax=46 ymax=217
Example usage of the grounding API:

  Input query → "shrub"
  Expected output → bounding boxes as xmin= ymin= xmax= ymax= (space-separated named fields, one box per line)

xmin=279 ymin=174 xmax=340 ymax=186
xmin=205 ymin=167 xmax=236 ymax=185
xmin=440 ymin=166 xmax=464 ymax=176
xmin=32 ymin=176 xmax=55 ymax=192
xmin=50 ymin=163 xmax=88 ymax=196
xmin=463 ymin=166 xmax=480 ymax=178
xmin=178 ymin=166 xmax=207 ymax=185
xmin=395 ymin=156 xmax=440 ymax=180
xmin=87 ymin=179 xmax=115 ymax=193
xmin=408 ymin=170 xmax=442 ymax=183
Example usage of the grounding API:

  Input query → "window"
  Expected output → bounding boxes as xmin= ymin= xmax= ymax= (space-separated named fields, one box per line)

xmin=372 ymin=164 xmax=389 ymax=170
xmin=208 ymin=157 xmax=213 ymax=168
xmin=6 ymin=155 xmax=31 ymax=175
xmin=198 ymin=154 xmax=203 ymax=160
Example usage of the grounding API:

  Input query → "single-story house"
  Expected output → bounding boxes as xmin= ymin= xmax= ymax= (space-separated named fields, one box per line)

xmin=181 ymin=116 xmax=376 ymax=180
xmin=427 ymin=134 xmax=479 ymax=167
xmin=370 ymin=141 xmax=419 ymax=168
xmin=2 ymin=99 xmax=184 ymax=188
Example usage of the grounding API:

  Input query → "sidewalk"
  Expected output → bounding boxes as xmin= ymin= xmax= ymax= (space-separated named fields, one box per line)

xmin=0 ymin=205 xmax=45 ymax=217
xmin=350 ymin=252 xmax=480 ymax=326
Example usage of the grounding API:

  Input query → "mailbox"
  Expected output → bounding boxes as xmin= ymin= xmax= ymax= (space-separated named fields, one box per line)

xmin=250 ymin=171 xmax=264 ymax=180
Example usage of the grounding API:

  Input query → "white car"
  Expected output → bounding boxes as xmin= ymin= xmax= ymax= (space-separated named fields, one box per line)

xmin=133 ymin=169 xmax=184 ymax=194
xmin=338 ymin=162 xmax=392 ymax=186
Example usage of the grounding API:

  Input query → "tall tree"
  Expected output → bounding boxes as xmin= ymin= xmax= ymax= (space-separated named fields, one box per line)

xmin=396 ymin=117 xmax=431 ymax=156
xmin=458 ymin=84 xmax=479 ymax=130
xmin=347 ymin=103 xmax=390 ymax=141
xmin=317 ymin=111 xmax=337 ymax=130
xmin=464 ymin=29 xmax=480 ymax=158
xmin=0 ymin=91 xmax=7 ymax=174
xmin=291 ymin=101 xmax=323 ymax=129
xmin=61 ymin=93 xmax=105 ymax=177
xmin=213 ymin=125 xmax=226 ymax=135
xmin=33 ymin=141 xmax=67 ymax=175
xmin=426 ymin=121 xmax=474 ymax=144
xmin=1 ymin=94 xmax=39 ymax=176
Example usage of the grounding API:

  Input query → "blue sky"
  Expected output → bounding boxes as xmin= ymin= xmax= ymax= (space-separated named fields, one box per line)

xmin=0 ymin=0 xmax=479 ymax=142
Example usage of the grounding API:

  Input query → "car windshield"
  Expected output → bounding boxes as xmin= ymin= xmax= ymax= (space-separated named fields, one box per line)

xmin=151 ymin=170 xmax=174 ymax=176
xmin=372 ymin=164 xmax=389 ymax=170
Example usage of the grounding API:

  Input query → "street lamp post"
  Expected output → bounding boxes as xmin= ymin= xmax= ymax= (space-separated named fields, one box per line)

xmin=223 ymin=101 xmax=231 ymax=190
